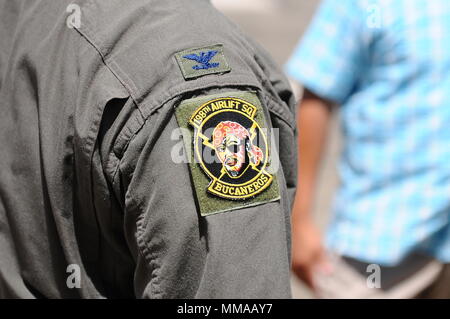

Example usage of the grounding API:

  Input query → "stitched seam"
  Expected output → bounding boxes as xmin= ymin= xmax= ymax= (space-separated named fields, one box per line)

xmin=134 ymin=211 xmax=163 ymax=298
xmin=114 ymin=79 xmax=261 ymax=160
xmin=141 ymin=74 xmax=260 ymax=116
xmin=73 ymin=22 xmax=144 ymax=120
xmin=263 ymin=92 xmax=296 ymax=130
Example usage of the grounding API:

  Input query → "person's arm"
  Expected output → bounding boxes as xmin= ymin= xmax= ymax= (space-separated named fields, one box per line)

xmin=285 ymin=0 xmax=365 ymax=290
xmin=291 ymin=88 xmax=333 ymax=289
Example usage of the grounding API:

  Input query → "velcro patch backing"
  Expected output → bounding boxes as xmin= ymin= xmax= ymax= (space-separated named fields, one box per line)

xmin=175 ymin=91 xmax=280 ymax=217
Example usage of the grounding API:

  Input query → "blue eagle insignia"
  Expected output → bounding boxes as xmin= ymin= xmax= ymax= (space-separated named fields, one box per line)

xmin=183 ymin=50 xmax=220 ymax=70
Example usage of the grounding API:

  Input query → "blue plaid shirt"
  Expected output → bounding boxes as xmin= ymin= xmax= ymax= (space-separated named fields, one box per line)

xmin=286 ymin=0 xmax=450 ymax=266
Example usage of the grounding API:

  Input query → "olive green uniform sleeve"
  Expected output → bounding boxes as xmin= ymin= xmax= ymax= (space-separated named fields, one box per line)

xmin=78 ymin=0 xmax=297 ymax=298
xmin=114 ymin=88 xmax=295 ymax=298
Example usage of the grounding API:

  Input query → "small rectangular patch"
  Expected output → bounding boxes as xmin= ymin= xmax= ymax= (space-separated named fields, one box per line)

xmin=175 ymin=44 xmax=231 ymax=80
xmin=174 ymin=91 xmax=280 ymax=217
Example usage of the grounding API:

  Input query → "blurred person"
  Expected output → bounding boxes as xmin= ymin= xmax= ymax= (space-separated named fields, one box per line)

xmin=286 ymin=0 xmax=450 ymax=298
xmin=0 ymin=0 xmax=297 ymax=298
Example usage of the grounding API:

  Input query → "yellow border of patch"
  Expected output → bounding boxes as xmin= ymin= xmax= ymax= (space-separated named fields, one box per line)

xmin=189 ymin=97 xmax=273 ymax=200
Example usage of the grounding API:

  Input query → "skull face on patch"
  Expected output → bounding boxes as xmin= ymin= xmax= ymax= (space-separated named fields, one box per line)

xmin=187 ymin=96 xmax=274 ymax=201
xmin=212 ymin=121 xmax=263 ymax=178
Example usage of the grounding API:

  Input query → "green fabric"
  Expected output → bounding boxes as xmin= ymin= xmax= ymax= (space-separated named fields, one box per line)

xmin=175 ymin=44 xmax=231 ymax=80
xmin=175 ymin=91 xmax=280 ymax=216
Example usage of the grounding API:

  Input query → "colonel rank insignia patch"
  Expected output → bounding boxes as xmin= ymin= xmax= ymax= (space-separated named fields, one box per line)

xmin=175 ymin=91 xmax=280 ymax=216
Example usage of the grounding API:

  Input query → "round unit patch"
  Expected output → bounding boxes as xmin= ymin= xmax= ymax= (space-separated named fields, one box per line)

xmin=189 ymin=97 xmax=273 ymax=200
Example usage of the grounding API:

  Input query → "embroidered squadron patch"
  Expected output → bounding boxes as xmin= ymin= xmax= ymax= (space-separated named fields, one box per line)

xmin=175 ymin=91 xmax=280 ymax=216
xmin=190 ymin=97 xmax=273 ymax=200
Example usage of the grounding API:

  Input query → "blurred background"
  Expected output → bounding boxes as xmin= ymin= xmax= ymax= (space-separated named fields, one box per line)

xmin=211 ymin=0 xmax=340 ymax=299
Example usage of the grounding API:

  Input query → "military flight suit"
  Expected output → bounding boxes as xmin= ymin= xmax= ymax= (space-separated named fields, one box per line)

xmin=0 ymin=0 xmax=297 ymax=298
